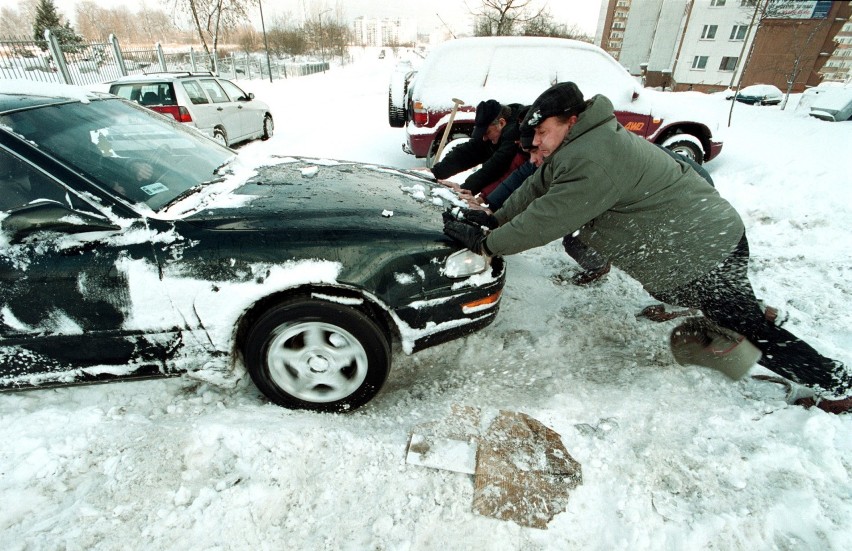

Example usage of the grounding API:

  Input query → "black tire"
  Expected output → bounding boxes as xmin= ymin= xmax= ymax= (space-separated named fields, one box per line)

xmin=388 ymin=88 xmax=406 ymax=128
xmin=262 ymin=115 xmax=274 ymax=140
xmin=213 ymin=127 xmax=228 ymax=147
xmin=243 ymin=299 xmax=391 ymax=412
xmin=663 ymin=137 xmax=703 ymax=165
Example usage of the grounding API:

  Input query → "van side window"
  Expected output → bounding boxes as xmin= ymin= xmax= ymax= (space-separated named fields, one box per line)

xmin=182 ymin=81 xmax=209 ymax=105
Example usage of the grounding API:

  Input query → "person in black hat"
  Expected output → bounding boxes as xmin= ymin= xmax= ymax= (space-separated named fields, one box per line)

xmin=430 ymin=99 xmax=528 ymax=197
xmin=443 ymin=81 xmax=852 ymax=414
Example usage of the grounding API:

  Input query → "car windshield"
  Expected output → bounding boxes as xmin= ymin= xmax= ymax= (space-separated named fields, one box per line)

xmin=0 ymin=97 xmax=234 ymax=211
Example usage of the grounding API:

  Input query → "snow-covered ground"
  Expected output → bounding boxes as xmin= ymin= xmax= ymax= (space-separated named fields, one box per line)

xmin=1 ymin=49 xmax=850 ymax=550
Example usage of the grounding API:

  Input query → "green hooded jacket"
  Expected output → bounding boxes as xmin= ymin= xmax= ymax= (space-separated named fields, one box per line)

xmin=486 ymin=95 xmax=744 ymax=295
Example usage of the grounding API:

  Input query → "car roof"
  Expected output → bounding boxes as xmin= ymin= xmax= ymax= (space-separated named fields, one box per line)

xmin=410 ymin=36 xmax=639 ymax=112
xmin=111 ymin=72 xmax=217 ymax=83
xmin=0 ymin=79 xmax=101 ymax=113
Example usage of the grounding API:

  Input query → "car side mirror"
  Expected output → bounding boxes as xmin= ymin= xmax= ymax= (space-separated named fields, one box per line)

xmin=248 ymin=92 xmax=255 ymax=100
xmin=632 ymin=90 xmax=640 ymax=101
xmin=1 ymin=200 xmax=121 ymax=243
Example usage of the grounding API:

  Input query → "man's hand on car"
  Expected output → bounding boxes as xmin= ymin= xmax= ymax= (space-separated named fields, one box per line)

xmin=443 ymin=220 xmax=492 ymax=256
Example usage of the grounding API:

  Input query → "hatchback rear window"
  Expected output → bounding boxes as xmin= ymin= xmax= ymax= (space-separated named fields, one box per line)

xmin=110 ymin=82 xmax=176 ymax=106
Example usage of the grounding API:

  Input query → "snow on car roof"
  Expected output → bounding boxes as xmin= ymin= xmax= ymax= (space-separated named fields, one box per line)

xmin=411 ymin=37 xmax=639 ymax=110
xmin=0 ymin=78 xmax=96 ymax=104
xmin=738 ymin=84 xmax=782 ymax=96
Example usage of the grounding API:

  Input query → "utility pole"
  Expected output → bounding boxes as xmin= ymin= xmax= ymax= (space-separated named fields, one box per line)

xmin=259 ymin=0 xmax=274 ymax=82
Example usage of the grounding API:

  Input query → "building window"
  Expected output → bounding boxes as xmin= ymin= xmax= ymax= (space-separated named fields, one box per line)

xmin=730 ymin=25 xmax=748 ymax=40
xmin=613 ymin=22 xmax=626 ymax=29
xmin=701 ymin=25 xmax=718 ymax=39
xmin=692 ymin=55 xmax=707 ymax=69
xmin=710 ymin=0 xmax=726 ymax=6
xmin=692 ymin=56 xmax=709 ymax=69
xmin=740 ymin=0 xmax=757 ymax=6
xmin=719 ymin=56 xmax=738 ymax=71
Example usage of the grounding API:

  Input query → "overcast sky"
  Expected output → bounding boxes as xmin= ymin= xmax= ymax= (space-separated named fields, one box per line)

xmin=50 ymin=0 xmax=603 ymax=36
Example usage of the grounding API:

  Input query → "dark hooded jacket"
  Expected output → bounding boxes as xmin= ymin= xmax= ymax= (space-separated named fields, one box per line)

xmin=486 ymin=95 xmax=744 ymax=295
xmin=431 ymin=103 xmax=525 ymax=195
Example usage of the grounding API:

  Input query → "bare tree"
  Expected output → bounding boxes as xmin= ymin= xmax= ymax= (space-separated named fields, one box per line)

xmin=471 ymin=0 xmax=546 ymax=37
xmin=0 ymin=5 xmax=31 ymax=38
xmin=174 ymin=0 xmax=253 ymax=56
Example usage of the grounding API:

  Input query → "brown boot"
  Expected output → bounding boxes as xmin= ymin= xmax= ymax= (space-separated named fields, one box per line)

xmin=795 ymin=395 xmax=852 ymax=414
xmin=571 ymin=262 xmax=611 ymax=286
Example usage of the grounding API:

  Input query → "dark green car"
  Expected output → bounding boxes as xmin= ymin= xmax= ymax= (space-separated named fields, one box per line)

xmin=0 ymin=83 xmax=505 ymax=412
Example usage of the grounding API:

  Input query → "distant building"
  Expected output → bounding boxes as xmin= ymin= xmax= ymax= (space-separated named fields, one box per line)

xmin=820 ymin=12 xmax=852 ymax=83
xmin=353 ymin=17 xmax=417 ymax=47
xmin=596 ymin=0 xmax=851 ymax=92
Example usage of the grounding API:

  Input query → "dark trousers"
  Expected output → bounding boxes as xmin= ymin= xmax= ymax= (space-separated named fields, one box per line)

xmin=563 ymin=235 xmax=609 ymax=272
xmin=652 ymin=234 xmax=851 ymax=399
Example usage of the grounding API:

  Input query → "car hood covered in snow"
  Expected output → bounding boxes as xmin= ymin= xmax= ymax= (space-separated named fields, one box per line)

xmin=182 ymin=159 xmax=458 ymax=236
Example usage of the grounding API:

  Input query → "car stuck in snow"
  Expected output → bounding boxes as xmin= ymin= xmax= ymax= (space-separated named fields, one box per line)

xmin=0 ymin=81 xmax=505 ymax=412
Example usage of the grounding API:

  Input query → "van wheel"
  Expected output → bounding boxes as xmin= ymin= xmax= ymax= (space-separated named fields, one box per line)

xmin=427 ymin=134 xmax=469 ymax=167
xmin=213 ymin=127 xmax=228 ymax=147
xmin=661 ymin=136 xmax=703 ymax=164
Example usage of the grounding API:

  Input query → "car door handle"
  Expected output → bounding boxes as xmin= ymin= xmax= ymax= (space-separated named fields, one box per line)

xmin=237 ymin=105 xmax=243 ymax=109
xmin=217 ymin=107 xmax=224 ymax=111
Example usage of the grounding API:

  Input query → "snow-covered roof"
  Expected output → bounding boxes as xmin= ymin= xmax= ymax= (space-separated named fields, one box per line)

xmin=0 ymin=79 xmax=97 ymax=104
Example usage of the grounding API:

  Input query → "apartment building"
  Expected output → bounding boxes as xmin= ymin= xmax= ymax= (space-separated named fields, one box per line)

xmin=352 ymin=17 xmax=417 ymax=47
xmin=597 ymin=0 xmax=851 ymax=92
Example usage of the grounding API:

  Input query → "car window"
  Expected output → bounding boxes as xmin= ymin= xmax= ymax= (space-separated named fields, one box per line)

xmin=199 ymin=79 xmax=230 ymax=104
xmin=218 ymin=79 xmax=248 ymax=101
xmin=181 ymin=80 xmax=209 ymax=105
xmin=0 ymin=148 xmax=96 ymax=213
xmin=110 ymin=82 xmax=176 ymax=106
xmin=0 ymin=98 xmax=233 ymax=212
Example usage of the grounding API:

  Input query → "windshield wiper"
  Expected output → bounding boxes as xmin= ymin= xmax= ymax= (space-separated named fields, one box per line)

xmin=161 ymin=176 xmax=226 ymax=211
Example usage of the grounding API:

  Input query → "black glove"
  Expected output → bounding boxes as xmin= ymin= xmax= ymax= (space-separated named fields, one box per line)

xmin=442 ymin=208 xmax=499 ymax=230
xmin=460 ymin=209 xmax=499 ymax=229
xmin=443 ymin=220 xmax=493 ymax=256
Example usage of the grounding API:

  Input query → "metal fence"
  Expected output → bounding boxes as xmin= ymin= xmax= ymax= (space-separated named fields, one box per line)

xmin=0 ymin=31 xmax=330 ymax=86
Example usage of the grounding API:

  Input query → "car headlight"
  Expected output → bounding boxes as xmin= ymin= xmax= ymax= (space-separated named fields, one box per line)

xmin=445 ymin=249 xmax=488 ymax=278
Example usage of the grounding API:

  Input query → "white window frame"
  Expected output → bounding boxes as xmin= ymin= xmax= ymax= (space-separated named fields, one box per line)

xmin=719 ymin=56 xmax=738 ymax=71
xmin=730 ymin=25 xmax=748 ymax=41
xmin=701 ymin=25 xmax=718 ymax=39
xmin=692 ymin=56 xmax=709 ymax=70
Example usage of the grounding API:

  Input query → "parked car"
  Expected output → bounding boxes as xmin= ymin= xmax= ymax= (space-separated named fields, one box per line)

xmin=0 ymin=81 xmax=505 ymax=412
xmin=108 ymin=72 xmax=273 ymax=147
xmin=389 ymin=37 xmax=723 ymax=165
xmin=728 ymin=84 xmax=783 ymax=106
xmin=807 ymin=87 xmax=852 ymax=122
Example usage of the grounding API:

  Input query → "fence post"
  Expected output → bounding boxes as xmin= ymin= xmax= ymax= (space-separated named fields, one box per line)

xmin=213 ymin=49 xmax=219 ymax=75
xmin=190 ymin=47 xmax=197 ymax=72
xmin=156 ymin=42 xmax=167 ymax=72
xmin=45 ymin=29 xmax=73 ymax=84
xmin=109 ymin=34 xmax=127 ymax=76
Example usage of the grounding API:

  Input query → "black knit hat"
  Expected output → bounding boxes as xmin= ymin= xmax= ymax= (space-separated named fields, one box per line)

xmin=522 ymin=82 xmax=585 ymax=128
xmin=519 ymin=122 xmax=535 ymax=150
xmin=470 ymin=99 xmax=503 ymax=141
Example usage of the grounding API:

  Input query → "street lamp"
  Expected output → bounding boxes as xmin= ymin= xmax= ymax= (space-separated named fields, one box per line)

xmin=258 ymin=0 xmax=274 ymax=82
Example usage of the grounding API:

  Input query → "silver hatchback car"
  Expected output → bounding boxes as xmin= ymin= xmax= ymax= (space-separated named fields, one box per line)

xmin=109 ymin=72 xmax=273 ymax=147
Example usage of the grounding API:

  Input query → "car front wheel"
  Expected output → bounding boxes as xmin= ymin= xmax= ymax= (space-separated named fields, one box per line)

xmin=243 ymin=299 xmax=391 ymax=412
xmin=262 ymin=115 xmax=274 ymax=140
